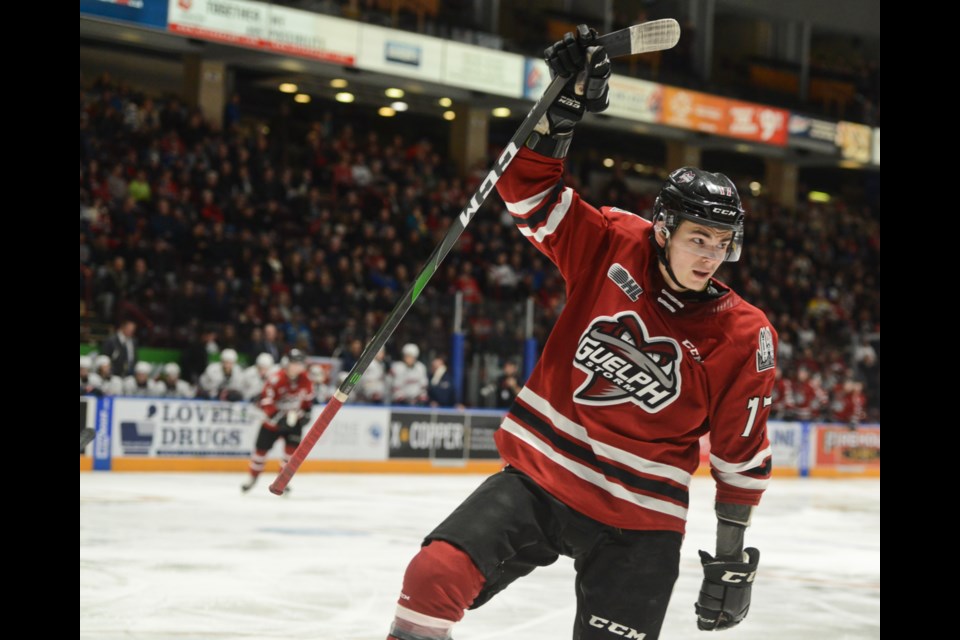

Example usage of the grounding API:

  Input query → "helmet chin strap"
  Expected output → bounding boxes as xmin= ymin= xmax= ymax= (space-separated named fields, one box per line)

xmin=653 ymin=227 xmax=688 ymax=291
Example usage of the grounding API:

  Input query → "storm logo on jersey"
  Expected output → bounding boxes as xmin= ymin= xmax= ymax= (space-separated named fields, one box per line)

xmin=573 ymin=311 xmax=682 ymax=412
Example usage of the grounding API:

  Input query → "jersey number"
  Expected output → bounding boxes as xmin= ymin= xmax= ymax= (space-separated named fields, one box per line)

xmin=742 ymin=396 xmax=772 ymax=437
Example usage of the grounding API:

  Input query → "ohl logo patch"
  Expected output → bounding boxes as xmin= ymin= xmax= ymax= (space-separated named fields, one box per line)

xmin=573 ymin=312 xmax=682 ymax=412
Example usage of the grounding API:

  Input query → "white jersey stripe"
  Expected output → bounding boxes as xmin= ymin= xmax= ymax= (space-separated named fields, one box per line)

xmin=504 ymin=185 xmax=555 ymax=216
xmin=501 ymin=418 xmax=689 ymax=520
xmin=518 ymin=188 xmax=573 ymax=242
xmin=517 ymin=387 xmax=692 ymax=486
xmin=394 ymin=604 xmax=455 ymax=630
xmin=710 ymin=447 xmax=772 ymax=473
xmin=713 ymin=469 xmax=770 ymax=491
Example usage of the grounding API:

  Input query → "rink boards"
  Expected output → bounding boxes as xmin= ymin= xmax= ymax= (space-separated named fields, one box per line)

xmin=79 ymin=396 xmax=879 ymax=478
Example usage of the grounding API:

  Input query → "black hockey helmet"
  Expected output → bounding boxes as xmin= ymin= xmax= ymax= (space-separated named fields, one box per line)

xmin=653 ymin=167 xmax=745 ymax=262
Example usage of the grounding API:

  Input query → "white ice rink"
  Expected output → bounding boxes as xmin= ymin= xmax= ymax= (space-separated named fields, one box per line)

xmin=80 ymin=472 xmax=879 ymax=640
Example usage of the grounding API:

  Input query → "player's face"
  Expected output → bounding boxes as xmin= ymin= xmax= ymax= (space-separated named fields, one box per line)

xmin=288 ymin=362 xmax=306 ymax=378
xmin=663 ymin=221 xmax=731 ymax=291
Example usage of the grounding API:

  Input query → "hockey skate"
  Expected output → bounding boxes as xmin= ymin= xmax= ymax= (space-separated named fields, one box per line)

xmin=241 ymin=475 xmax=258 ymax=493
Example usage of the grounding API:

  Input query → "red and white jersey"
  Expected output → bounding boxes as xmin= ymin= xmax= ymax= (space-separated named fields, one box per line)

xmin=495 ymin=147 xmax=777 ymax=534
xmin=259 ymin=369 xmax=314 ymax=425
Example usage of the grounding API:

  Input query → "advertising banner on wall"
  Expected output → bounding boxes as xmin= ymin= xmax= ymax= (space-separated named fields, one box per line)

xmin=166 ymin=0 xmax=358 ymax=65
xmin=836 ymin=121 xmax=872 ymax=163
xmin=81 ymin=0 xmax=169 ymax=29
xmin=388 ymin=409 xmax=505 ymax=460
xmin=788 ymin=115 xmax=839 ymax=154
xmin=357 ymin=24 xmax=444 ymax=83
xmin=107 ymin=398 xmax=389 ymax=461
xmin=111 ymin=398 xmax=257 ymax=457
xmin=441 ymin=41 xmax=524 ymax=98
xmin=605 ymin=75 xmax=662 ymax=123
xmin=661 ymin=87 xmax=788 ymax=146
xmin=309 ymin=405 xmax=388 ymax=461
xmin=389 ymin=410 xmax=467 ymax=460
xmin=813 ymin=425 xmax=880 ymax=469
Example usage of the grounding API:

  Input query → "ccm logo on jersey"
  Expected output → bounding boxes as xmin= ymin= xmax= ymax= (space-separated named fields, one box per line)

xmin=588 ymin=615 xmax=647 ymax=638
xmin=573 ymin=311 xmax=681 ymax=412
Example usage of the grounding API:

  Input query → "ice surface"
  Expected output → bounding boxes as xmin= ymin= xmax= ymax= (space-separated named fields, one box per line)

xmin=80 ymin=473 xmax=879 ymax=639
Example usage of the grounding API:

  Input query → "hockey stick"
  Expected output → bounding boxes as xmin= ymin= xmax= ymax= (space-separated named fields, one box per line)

xmin=269 ymin=19 xmax=680 ymax=495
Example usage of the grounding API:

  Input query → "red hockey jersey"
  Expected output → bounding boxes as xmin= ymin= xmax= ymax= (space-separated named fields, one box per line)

xmin=495 ymin=147 xmax=777 ymax=534
xmin=259 ymin=369 xmax=314 ymax=428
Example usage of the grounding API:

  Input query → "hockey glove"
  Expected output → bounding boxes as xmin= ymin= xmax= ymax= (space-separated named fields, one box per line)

xmin=529 ymin=24 xmax=611 ymax=158
xmin=695 ymin=547 xmax=759 ymax=631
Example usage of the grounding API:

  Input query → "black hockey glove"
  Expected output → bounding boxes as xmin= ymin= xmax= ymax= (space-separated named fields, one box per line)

xmin=528 ymin=24 xmax=611 ymax=158
xmin=695 ymin=547 xmax=759 ymax=631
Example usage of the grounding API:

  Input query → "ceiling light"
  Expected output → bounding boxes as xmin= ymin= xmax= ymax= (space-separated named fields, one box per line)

xmin=602 ymin=158 xmax=614 ymax=168
xmin=808 ymin=191 xmax=831 ymax=203
xmin=385 ymin=88 xmax=405 ymax=99
xmin=390 ymin=101 xmax=408 ymax=112
xmin=443 ymin=110 xmax=456 ymax=121
xmin=279 ymin=83 xmax=298 ymax=93
xmin=491 ymin=107 xmax=511 ymax=118
xmin=335 ymin=92 xmax=355 ymax=103
xmin=294 ymin=93 xmax=311 ymax=104
xmin=378 ymin=107 xmax=397 ymax=117
xmin=438 ymin=97 xmax=453 ymax=107
xmin=330 ymin=78 xmax=348 ymax=88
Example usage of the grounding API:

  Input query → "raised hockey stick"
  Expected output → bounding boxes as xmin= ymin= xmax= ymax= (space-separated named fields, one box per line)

xmin=269 ymin=19 xmax=681 ymax=495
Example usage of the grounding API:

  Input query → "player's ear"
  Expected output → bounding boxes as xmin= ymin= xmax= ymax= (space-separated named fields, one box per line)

xmin=654 ymin=220 xmax=668 ymax=248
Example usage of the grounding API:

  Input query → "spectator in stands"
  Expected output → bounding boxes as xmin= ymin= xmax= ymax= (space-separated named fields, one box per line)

xmin=830 ymin=378 xmax=867 ymax=427
xmin=123 ymin=361 xmax=162 ymax=396
xmin=95 ymin=355 xmax=124 ymax=396
xmin=198 ymin=348 xmax=245 ymax=401
xmin=390 ymin=343 xmax=428 ymax=405
xmin=494 ymin=360 xmax=522 ymax=409
xmin=100 ymin=320 xmax=137 ymax=376
xmin=250 ymin=323 xmax=282 ymax=363
xmin=80 ymin=356 xmax=102 ymax=396
xmin=78 ymin=80 xmax=880 ymax=418
xmin=428 ymin=356 xmax=456 ymax=408
xmin=159 ymin=363 xmax=195 ymax=398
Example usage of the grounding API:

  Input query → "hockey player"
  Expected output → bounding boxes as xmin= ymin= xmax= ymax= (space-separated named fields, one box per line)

xmin=355 ymin=347 xmax=388 ymax=404
xmin=242 ymin=353 xmax=276 ymax=401
xmin=123 ymin=361 xmax=163 ymax=397
xmin=241 ymin=349 xmax=314 ymax=493
xmin=389 ymin=343 xmax=428 ymax=405
xmin=80 ymin=356 xmax=102 ymax=396
xmin=94 ymin=355 xmax=124 ymax=396
xmin=198 ymin=348 xmax=245 ymax=401
xmin=387 ymin=27 xmax=776 ymax=640
xmin=159 ymin=363 xmax=195 ymax=398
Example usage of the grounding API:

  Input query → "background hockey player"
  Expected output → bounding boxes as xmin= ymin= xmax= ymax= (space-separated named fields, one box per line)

xmin=241 ymin=349 xmax=314 ymax=493
xmin=94 ymin=355 xmax=124 ymax=396
xmin=198 ymin=348 xmax=245 ymax=401
xmin=242 ymin=353 xmax=276 ymax=401
xmin=123 ymin=361 xmax=163 ymax=397
xmin=389 ymin=343 xmax=428 ymax=405
xmin=386 ymin=25 xmax=776 ymax=640
xmin=80 ymin=355 xmax=102 ymax=396
xmin=159 ymin=362 xmax=195 ymax=399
